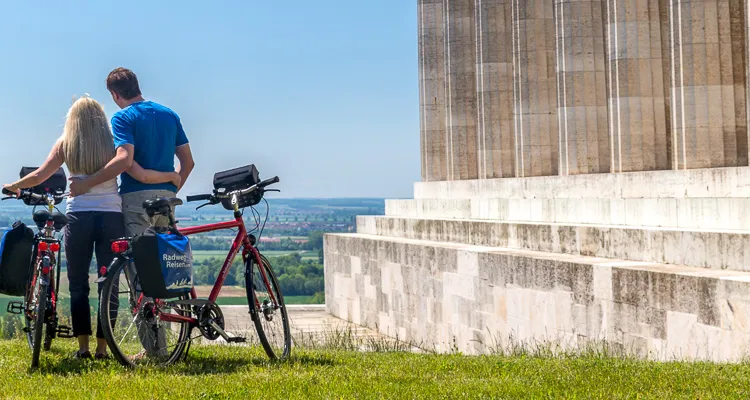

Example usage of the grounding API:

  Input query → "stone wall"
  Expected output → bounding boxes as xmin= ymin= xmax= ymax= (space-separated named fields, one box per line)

xmin=326 ymin=233 xmax=750 ymax=361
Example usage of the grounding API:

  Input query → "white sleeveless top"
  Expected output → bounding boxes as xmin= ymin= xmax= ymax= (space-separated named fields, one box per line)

xmin=66 ymin=174 xmax=122 ymax=213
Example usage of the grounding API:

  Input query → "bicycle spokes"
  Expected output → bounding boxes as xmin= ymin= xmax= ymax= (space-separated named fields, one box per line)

xmin=102 ymin=261 xmax=191 ymax=366
xmin=248 ymin=257 xmax=291 ymax=360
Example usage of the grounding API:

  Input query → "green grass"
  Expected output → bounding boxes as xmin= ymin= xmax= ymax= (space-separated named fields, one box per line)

xmin=0 ymin=340 xmax=749 ymax=399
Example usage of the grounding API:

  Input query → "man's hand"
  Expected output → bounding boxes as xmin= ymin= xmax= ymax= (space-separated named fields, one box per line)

xmin=2 ymin=184 xmax=20 ymax=197
xmin=69 ymin=177 xmax=92 ymax=197
xmin=169 ymin=172 xmax=182 ymax=189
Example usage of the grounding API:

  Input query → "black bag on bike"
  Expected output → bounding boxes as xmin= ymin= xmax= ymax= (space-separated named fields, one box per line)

xmin=213 ymin=165 xmax=263 ymax=210
xmin=0 ymin=221 xmax=35 ymax=296
xmin=19 ymin=167 xmax=67 ymax=206
xmin=131 ymin=228 xmax=194 ymax=299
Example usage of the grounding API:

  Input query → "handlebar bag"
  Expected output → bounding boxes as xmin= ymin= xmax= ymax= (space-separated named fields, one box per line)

xmin=213 ymin=165 xmax=263 ymax=210
xmin=131 ymin=228 xmax=193 ymax=299
xmin=213 ymin=165 xmax=260 ymax=191
xmin=0 ymin=221 xmax=35 ymax=296
xmin=19 ymin=167 xmax=67 ymax=206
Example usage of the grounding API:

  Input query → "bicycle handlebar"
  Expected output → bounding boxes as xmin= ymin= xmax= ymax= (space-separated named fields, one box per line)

xmin=186 ymin=194 xmax=213 ymax=202
xmin=259 ymin=176 xmax=280 ymax=188
xmin=186 ymin=176 xmax=280 ymax=203
xmin=1 ymin=188 xmax=66 ymax=203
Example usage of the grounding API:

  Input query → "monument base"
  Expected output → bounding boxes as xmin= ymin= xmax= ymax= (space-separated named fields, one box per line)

xmin=324 ymin=168 xmax=750 ymax=361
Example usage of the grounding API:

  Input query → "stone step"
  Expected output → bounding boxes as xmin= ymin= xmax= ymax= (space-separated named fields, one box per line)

xmin=324 ymin=233 xmax=750 ymax=361
xmin=357 ymin=216 xmax=750 ymax=272
xmin=385 ymin=197 xmax=750 ymax=230
xmin=414 ymin=166 xmax=750 ymax=200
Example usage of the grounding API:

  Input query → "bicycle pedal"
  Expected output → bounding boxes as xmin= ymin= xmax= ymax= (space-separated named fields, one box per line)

xmin=226 ymin=337 xmax=246 ymax=344
xmin=56 ymin=325 xmax=74 ymax=338
xmin=6 ymin=301 xmax=23 ymax=315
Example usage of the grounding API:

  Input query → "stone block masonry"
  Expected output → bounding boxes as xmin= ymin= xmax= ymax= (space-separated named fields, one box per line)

xmin=324 ymin=0 xmax=750 ymax=361
xmin=326 ymin=234 xmax=750 ymax=360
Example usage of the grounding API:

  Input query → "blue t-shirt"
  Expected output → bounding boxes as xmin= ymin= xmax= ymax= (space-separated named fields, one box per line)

xmin=112 ymin=101 xmax=189 ymax=194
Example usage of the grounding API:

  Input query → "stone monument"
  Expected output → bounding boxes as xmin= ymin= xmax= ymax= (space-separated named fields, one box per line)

xmin=325 ymin=0 xmax=750 ymax=361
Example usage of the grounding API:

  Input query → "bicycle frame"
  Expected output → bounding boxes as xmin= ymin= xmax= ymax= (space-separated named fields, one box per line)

xmin=154 ymin=212 xmax=279 ymax=325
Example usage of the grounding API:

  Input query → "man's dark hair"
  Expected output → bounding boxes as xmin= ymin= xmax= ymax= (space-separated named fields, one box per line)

xmin=106 ymin=67 xmax=142 ymax=100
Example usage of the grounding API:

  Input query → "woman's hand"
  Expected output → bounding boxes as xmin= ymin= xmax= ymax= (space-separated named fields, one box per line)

xmin=2 ymin=184 xmax=20 ymax=197
xmin=169 ymin=172 xmax=182 ymax=188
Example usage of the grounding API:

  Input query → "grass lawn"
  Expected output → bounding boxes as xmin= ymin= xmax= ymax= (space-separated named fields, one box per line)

xmin=0 ymin=340 xmax=749 ymax=399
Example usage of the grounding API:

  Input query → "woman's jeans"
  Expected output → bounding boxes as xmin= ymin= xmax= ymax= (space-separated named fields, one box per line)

xmin=64 ymin=212 xmax=126 ymax=338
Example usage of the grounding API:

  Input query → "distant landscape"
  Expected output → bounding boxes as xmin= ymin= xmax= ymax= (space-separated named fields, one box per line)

xmin=0 ymin=198 xmax=384 ymax=336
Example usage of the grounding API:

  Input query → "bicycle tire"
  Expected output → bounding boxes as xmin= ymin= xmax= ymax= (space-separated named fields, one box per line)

xmin=31 ymin=281 xmax=47 ymax=369
xmin=43 ymin=329 xmax=53 ymax=351
xmin=246 ymin=255 xmax=291 ymax=360
xmin=24 ymin=280 xmax=37 ymax=350
xmin=99 ymin=258 xmax=191 ymax=368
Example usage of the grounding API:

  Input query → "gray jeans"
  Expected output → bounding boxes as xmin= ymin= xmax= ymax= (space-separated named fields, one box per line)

xmin=123 ymin=190 xmax=176 ymax=358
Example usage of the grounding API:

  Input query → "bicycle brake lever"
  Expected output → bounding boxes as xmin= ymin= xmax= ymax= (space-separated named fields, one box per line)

xmin=196 ymin=202 xmax=211 ymax=210
xmin=265 ymin=189 xmax=281 ymax=193
xmin=1 ymin=196 xmax=14 ymax=201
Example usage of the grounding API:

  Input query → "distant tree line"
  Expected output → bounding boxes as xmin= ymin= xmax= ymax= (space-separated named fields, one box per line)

xmin=192 ymin=253 xmax=324 ymax=297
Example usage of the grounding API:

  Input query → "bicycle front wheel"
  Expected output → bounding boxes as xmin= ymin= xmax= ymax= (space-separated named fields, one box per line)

xmin=30 ymin=281 xmax=47 ymax=369
xmin=246 ymin=255 xmax=291 ymax=360
xmin=99 ymin=257 xmax=192 ymax=368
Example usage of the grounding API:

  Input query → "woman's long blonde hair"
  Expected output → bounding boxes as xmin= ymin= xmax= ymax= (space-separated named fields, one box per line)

xmin=59 ymin=97 xmax=115 ymax=175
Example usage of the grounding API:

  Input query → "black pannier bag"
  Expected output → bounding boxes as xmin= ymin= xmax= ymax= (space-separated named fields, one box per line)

xmin=131 ymin=228 xmax=194 ymax=299
xmin=213 ymin=164 xmax=263 ymax=210
xmin=19 ymin=167 xmax=67 ymax=206
xmin=0 ymin=222 xmax=35 ymax=296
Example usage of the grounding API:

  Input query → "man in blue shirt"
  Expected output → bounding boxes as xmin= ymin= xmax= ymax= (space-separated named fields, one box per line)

xmin=69 ymin=67 xmax=195 ymax=359
xmin=69 ymin=67 xmax=195 ymax=233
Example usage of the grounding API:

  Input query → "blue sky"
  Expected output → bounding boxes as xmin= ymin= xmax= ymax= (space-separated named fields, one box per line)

xmin=0 ymin=1 xmax=419 ymax=198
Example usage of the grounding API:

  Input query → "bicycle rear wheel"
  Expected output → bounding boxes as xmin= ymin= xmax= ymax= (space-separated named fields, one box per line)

xmin=246 ymin=255 xmax=291 ymax=360
xmin=99 ymin=258 xmax=192 ymax=368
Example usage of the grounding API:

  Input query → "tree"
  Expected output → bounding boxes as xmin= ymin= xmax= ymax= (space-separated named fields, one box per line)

xmin=306 ymin=231 xmax=324 ymax=251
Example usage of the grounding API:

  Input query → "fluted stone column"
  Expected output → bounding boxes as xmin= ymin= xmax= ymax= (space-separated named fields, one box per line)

xmin=512 ymin=0 xmax=559 ymax=177
xmin=446 ymin=0 xmax=480 ymax=180
xmin=419 ymin=0 xmax=449 ymax=181
xmin=605 ymin=0 xmax=670 ymax=172
xmin=747 ymin=0 xmax=750 ymax=163
xmin=475 ymin=0 xmax=516 ymax=178
xmin=667 ymin=0 xmax=748 ymax=169
xmin=555 ymin=0 xmax=611 ymax=175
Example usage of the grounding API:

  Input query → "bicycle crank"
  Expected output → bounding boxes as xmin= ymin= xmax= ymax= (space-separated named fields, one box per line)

xmin=197 ymin=302 xmax=225 ymax=340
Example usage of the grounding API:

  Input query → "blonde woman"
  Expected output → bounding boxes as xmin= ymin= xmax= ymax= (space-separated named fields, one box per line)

xmin=3 ymin=97 xmax=179 ymax=360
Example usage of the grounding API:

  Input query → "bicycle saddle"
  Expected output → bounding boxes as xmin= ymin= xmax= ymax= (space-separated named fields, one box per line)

xmin=32 ymin=209 xmax=68 ymax=231
xmin=142 ymin=197 xmax=183 ymax=217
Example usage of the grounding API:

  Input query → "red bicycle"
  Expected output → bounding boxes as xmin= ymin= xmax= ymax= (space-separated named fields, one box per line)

xmin=98 ymin=171 xmax=291 ymax=367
